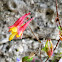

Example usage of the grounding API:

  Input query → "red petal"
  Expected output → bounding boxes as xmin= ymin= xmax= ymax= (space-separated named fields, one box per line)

xmin=18 ymin=18 xmax=34 ymax=35
xmin=8 ymin=13 xmax=31 ymax=28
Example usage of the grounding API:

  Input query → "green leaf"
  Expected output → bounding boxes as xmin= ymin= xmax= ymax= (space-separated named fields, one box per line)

xmin=22 ymin=56 xmax=29 ymax=62
xmin=27 ymin=57 xmax=33 ymax=62
xmin=22 ymin=56 xmax=33 ymax=62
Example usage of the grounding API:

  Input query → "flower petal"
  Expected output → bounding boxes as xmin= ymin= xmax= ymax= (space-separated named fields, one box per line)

xmin=9 ymin=27 xmax=17 ymax=32
xmin=18 ymin=17 xmax=29 ymax=26
xmin=8 ymin=13 xmax=31 ymax=28
xmin=18 ymin=18 xmax=34 ymax=35
xmin=9 ymin=33 xmax=16 ymax=41
xmin=16 ymin=31 xmax=22 ymax=38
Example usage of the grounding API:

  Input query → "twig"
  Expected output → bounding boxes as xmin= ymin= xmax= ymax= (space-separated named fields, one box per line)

xmin=28 ymin=25 xmax=41 ymax=43
xmin=45 ymin=57 xmax=49 ymax=62
xmin=56 ymin=0 xmax=58 ymax=17
xmin=40 ymin=43 xmax=43 ymax=62
xmin=53 ymin=40 xmax=60 ymax=51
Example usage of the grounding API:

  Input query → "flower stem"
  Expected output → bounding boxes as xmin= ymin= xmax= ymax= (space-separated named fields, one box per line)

xmin=56 ymin=0 xmax=58 ymax=17
xmin=53 ymin=40 xmax=60 ymax=51
xmin=28 ymin=25 xmax=41 ymax=43
xmin=45 ymin=40 xmax=60 ymax=62
xmin=45 ymin=57 xmax=49 ymax=62
xmin=39 ymin=44 xmax=43 ymax=62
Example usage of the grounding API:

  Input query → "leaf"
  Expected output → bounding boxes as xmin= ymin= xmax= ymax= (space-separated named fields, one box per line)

xmin=27 ymin=57 xmax=33 ymax=62
xmin=22 ymin=56 xmax=29 ymax=62
xmin=22 ymin=56 xmax=33 ymax=62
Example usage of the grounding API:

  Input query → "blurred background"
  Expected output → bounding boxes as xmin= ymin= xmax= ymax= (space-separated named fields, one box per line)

xmin=0 ymin=0 xmax=62 ymax=62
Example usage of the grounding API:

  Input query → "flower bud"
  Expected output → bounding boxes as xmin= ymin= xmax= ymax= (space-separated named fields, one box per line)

xmin=45 ymin=40 xmax=53 ymax=57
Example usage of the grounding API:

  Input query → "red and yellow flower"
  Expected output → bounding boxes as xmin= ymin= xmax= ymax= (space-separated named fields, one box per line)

xmin=8 ymin=13 xmax=33 ymax=41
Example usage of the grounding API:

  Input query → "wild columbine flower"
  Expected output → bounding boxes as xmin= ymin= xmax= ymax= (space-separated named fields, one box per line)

xmin=8 ymin=13 xmax=33 ymax=41
xmin=42 ymin=40 xmax=53 ymax=57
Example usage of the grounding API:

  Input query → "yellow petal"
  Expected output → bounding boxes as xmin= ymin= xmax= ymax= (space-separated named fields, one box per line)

xmin=11 ymin=31 xmax=17 ymax=34
xmin=9 ymin=27 xmax=17 ymax=32
xmin=16 ymin=31 xmax=22 ymax=38
xmin=9 ymin=33 xmax=16 ymax=41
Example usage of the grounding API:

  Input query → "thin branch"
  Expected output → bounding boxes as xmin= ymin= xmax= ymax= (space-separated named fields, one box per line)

xmin=28 ymin=25 xmax=41 ymax=43
xmin=53 ymin=40 xmax=60 ymax=51
xmin=56 ymin=0 xmax=58 ymax=17
xmin=45 ymin=57 xmax=49 ymax=62
xmin=39 ymin=43 xmax=43 ymax=62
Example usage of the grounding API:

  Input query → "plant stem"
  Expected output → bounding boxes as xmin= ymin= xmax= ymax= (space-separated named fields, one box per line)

xmin=53 ymin=40 xmax=60 ymax=51
xmin=28 ymin=25 xmax=41 ymax=43
xmin=39 ymin=43 xmax=43 ymax=62
xmin=45 ymin=40 xmax=60 ymax=62
xmin=45 ymin=57 xmax=49 ymax=62
xmin=56 ymin=0 xmax=58 ymax=17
